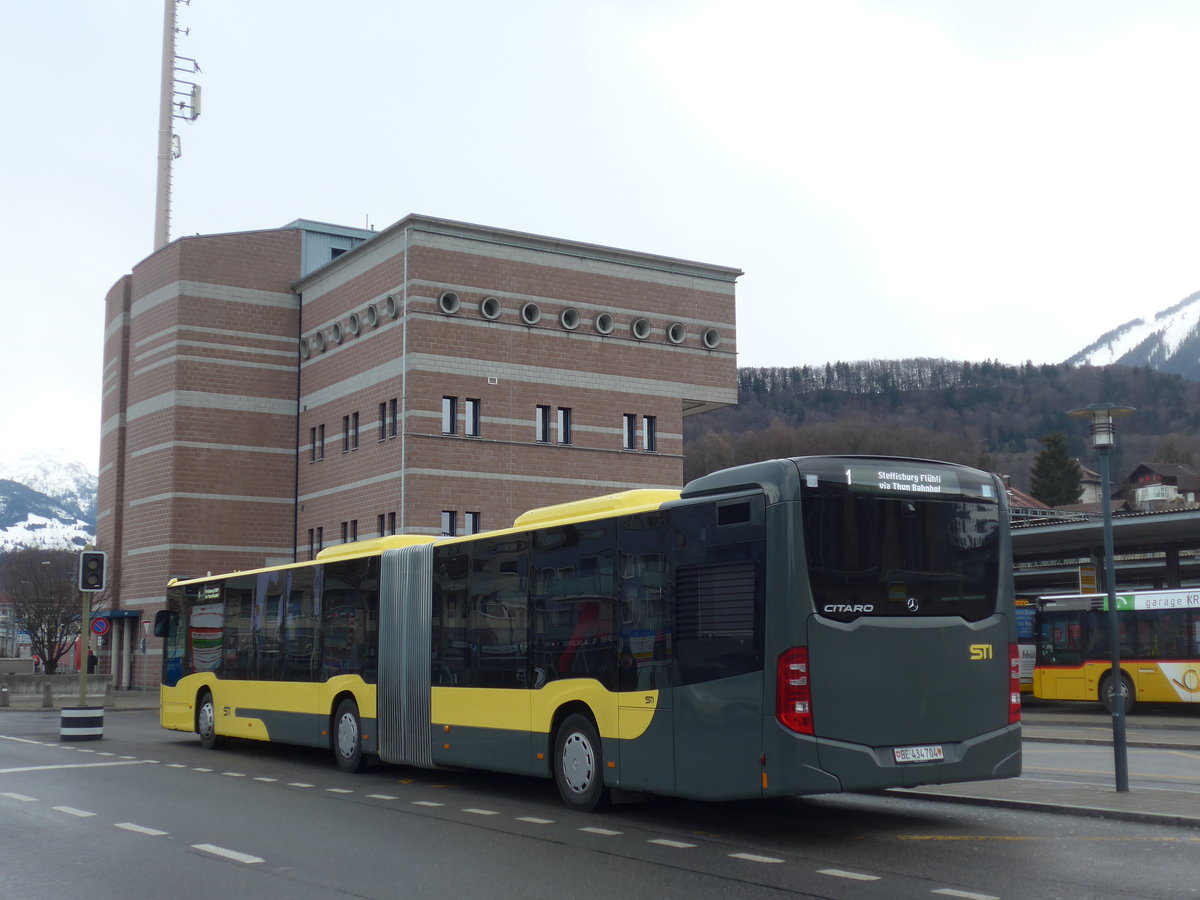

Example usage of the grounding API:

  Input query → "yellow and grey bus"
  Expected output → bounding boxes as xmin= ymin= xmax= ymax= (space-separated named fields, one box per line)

xmin=156 ymin=456 xmax=1021 ymax=811
xmin=1033 ymin=588 xmax=1200 ymax=713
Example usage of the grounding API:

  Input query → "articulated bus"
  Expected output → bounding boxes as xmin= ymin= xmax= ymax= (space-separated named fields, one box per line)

xmin=156 ymin=456 xmax=1021 ymax=811
xmin=1033 ymin=588 xmax=1200 ymax=713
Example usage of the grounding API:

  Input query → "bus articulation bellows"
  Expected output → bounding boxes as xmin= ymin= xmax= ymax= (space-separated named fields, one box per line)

xmin=156 ymin=456 xmax=1022 ymax=810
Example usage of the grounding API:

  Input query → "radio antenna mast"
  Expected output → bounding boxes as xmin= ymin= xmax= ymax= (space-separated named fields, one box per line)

xmin=154 ymin=0 xmax=202 ymax=250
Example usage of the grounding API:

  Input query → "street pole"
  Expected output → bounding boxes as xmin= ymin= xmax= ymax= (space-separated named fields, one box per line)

xmin=79 ymin=589 xmax=91 ymax=708
xmin=1069 ymin=402 xmax=1134 ymax=793
xmin=1098 ymin=445 xmax=1129 ymax=792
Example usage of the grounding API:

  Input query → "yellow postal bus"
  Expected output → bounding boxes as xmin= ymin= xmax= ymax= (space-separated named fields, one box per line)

xmin=1033 ymin=588 xmax=1200 ymax=713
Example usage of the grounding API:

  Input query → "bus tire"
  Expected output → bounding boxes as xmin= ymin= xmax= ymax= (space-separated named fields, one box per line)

xmin=1100 ymin=672 xmax=1135 ymax=715
xmin=198 ymin=690 xmax=221 ymax=750
xmin=553 ymin=714 xmax=610 ymax=812
xmin=333 ymin=698 xmax=366 ymax=772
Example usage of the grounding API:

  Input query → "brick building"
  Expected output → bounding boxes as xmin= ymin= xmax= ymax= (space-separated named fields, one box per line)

xmin=99 ymin=215 xmax=739 ymax=687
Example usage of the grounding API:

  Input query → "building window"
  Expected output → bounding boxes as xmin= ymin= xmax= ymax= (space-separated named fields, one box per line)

xmin=390 ymin=398 xmax=399 ymax=438
xmin=342 ymin=416 xmax=350 ymax=453
xmin=341 ymin=521 xmax=349 ymax=543
xmin=388 ymin=511 xmax=397 ymax=535
xmin=350 ymin=519 xmax=358 ymax=541
xmin=316 ymin=526 xmax=324 ymax=551
xmin=377 ymin=514 xmax=385 ymax=538
xmin=557 ymin=407 xmax=572 ymax=445
xmin=378 ymin=402 xmax=387 ymax=442
xmin=442 ymin=396 xmax=457 ymax=435
xmin=317 ymin=424 xmax=325 ymax=460
xmin=308 ymin=528 xmax=315 ymax=560
xmin=536 ymin=405 xmax=551 ymax=443
xmin=351 ymin=411 xmax=360 ymax=450
xmin=623 ymin=414 xmax=636 ymax=451
xmin=465 ymin=511 xmax=482 ymax=534
xmin=309 ymin=427 xmax=317 ymax=462
xmin=441 ymin=510 xmax=457 ymax=537
xmin=643 ymin=415 xmax=657 ymax=452
xmin=465 ymin=398 xmax=481 ymax=437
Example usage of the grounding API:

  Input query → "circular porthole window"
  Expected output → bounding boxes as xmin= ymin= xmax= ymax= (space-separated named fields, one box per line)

xmin=702 ymin=327 xmax=721 ymax=349
xmin=385 ymin=295 xmax=399 ymax=318
xmin=480 ymin=296 xmax=502 ymax=320
xmin=594 ymin=312 xmax=614 ymax=335
xmin=667 ymin=322 xmax=687 ymax=345
xmin=631 ymin=318 xmax=651 ymax=341
xmin=331 ymin=322 xmax=344 ymax=345
xmin=521 ymin=302 xmax=542 ymax=326
xmin=312 ymin=331 xmax=326 ymax=353
xmin=364 ymin=304 xmax=378 ymax=328
xmin=560 ymin=307 xmax=581 ymax=331
xmin=299 ymin=338 xmax=311 ymax=360
xmin=347 ymin=313 xmax=361 ymax=336
xmin=438 ymin=291 xmax=461 ymax=315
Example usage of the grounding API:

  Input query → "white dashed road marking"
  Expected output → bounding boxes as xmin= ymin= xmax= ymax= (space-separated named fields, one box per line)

xmin=819 ymin=868 xmax=880 ymax=881
xmin=116 ymin=823 xmax=169 ymax=836
xmin=650 ymin=838 xmax=697 ymax=849
xmin=192 ymin=843 xmax=264 ymax=865
xmin=729 ymin=852 xmax=785 ymax=864
xmin=53 ymin=806 xmax=97 ymax=818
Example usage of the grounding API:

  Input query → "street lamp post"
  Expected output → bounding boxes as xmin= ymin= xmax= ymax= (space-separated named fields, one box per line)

xmin=1068 ymin=402 xmax=1135 ymax=793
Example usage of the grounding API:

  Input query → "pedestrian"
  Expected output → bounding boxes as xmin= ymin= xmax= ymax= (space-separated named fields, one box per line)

xmin=87 ymin=649 xmax=98 ymax=674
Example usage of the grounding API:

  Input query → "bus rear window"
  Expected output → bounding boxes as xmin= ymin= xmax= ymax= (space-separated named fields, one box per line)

xmin=803 ymin=495 xmax=999 ymax=623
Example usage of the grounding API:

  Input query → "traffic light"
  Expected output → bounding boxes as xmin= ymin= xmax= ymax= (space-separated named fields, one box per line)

xmin=78 ymin=550 xmax=107 ymax=592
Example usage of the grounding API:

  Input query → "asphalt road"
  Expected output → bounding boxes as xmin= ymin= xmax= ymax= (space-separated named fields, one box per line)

xmin=1 ymin=708 xmax=1197 ymax=899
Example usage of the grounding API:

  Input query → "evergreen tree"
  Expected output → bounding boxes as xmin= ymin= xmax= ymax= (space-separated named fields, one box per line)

xmin=1029 ymin=432 xmax=1083 ymax=506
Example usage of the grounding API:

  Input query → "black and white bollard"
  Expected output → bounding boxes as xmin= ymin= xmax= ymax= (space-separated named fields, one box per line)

xmin=60 ymin=706 xmax=105 ymax=741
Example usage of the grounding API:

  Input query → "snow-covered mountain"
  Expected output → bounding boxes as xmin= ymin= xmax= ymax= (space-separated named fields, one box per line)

xmin=1066 ymin=291 xmax=1200 ymax=380
xmin=0 ymin=452 xmax=97 ymax=551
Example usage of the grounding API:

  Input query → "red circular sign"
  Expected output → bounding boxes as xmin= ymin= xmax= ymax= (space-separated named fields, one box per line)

xmin=91 ymin=618 xmax=109 ymax=636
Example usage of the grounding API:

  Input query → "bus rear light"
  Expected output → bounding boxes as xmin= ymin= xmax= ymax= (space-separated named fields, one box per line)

xmin=1008 ymin=643 xmax=1021 ymax=724
xmin=777 ymin=647 xmax=814 ymax=734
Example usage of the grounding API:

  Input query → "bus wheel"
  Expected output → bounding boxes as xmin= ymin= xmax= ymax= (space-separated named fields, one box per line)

xmin=553 ymin=714 xmax=610 ymax=812
xmin=333 ymin=698 xmax=366 ymax=772
xmin=198 ymin=691 xmax=221 ymax=750
xmin=1100 ymin=673 xmax=1136 ymax=715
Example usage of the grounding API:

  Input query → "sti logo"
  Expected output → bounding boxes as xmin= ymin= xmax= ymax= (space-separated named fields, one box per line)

xmin=969 ymin=644 xmax=993 ymax=661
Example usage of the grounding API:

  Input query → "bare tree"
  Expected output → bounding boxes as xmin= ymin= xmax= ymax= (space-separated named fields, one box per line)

xmin=0 ymin=547 xmax=108 ymax=674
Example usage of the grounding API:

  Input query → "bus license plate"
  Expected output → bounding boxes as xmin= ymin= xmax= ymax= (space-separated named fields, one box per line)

xmin=894 ymin=744 xmax=944 ymax=764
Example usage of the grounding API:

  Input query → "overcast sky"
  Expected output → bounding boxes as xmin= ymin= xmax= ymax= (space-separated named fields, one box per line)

xmin=5 ymin=0 xmax=1200 ymax=470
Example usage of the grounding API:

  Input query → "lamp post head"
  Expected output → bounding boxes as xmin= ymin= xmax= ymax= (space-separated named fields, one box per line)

xmin=1068 ymin=402 xmax=1136 ymax=450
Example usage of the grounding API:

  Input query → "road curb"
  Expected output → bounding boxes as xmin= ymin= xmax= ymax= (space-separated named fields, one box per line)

xmin=887 ymin=788 xmax=1200 ymax=830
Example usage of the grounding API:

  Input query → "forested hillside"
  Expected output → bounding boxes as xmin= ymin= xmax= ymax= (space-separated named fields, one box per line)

xmin=683 ymin=360 xmax=1200 ymax=490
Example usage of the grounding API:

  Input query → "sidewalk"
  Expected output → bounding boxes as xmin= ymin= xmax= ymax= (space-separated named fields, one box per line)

xmin=0 ymin=684 xmax=159 ymax=711
xmin=894 ymin=703 xmax=1200 ymax=828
